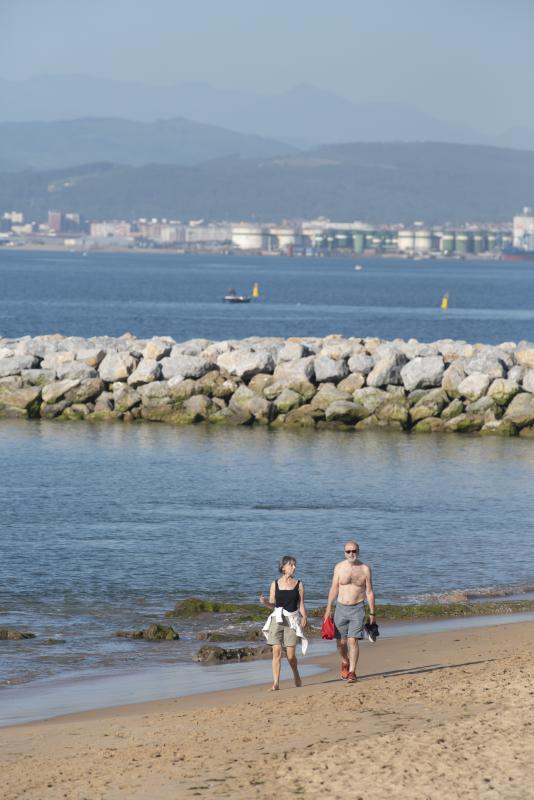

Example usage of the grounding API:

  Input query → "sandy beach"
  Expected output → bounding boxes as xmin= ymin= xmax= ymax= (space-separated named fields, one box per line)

xmin=2 ymin=619 xmax=533 ymax=800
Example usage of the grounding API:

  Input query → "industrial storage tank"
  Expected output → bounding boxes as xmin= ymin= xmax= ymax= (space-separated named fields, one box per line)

xmin=473 ymin=233 xmax=486 ymax=254
xmin=440 ymin=232 xmax=455 ymax=254
xmin=398 ymin=230 xmax=415 ymax=252
xmin=270 ymin=227 xmax=298 ymax=252
xmin=455 ymin=233 xmax=472 ymax=255
xmin=414 ymin=228 xmax=432 ymax=253
xmin=334 ymin=232 xmax=350 ymax=249
xmin=231 ymin=224 xmax=266 ymax=250
xmin=352 ymin=231 xmax=365 ymax=254
xmin=486 ymin=233 xmax=498 ymax=252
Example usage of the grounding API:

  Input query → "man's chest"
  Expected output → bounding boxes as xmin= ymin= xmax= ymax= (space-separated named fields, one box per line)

xmin=339 ymin=565 xmax=365 ymax=586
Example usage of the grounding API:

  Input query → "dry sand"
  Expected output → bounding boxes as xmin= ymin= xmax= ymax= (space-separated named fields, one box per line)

xmin=2 ymin=620 xmax=533 ymax=800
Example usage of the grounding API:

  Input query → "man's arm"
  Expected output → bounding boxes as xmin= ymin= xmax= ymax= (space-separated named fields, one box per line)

xmin=365 ymin=566 xmax=376 ymax=621
xmin=324 ymin=566 xmax=340 ymax=620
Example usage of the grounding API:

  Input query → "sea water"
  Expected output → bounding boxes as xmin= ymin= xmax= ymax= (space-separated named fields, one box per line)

xmin=1 ymin=422 xmax=534 ymax=690
xmin=1 ymin=249 xmax=534 ymax=343
xmin=1 ymin=250 xmax=534 ymax=696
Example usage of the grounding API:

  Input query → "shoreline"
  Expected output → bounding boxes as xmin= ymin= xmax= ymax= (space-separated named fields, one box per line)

xmin=3 ymin=609 xmax=534 ymax=729
xmin=1 ymin=243 xmax=502 ymax=261
xmin=2 ymin=619 xmax=533 ymax=799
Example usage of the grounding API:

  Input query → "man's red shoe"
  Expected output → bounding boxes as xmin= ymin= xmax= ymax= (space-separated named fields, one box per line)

xmin=347 ymin=671 xmax=357 ymax=683
xmin=340 ymin=662 xmax=350 ymax=680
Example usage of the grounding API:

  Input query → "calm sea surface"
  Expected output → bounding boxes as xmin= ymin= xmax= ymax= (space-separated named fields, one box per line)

xmin=1 ymin=250 xmax=534 ymax=692
xmin=1 ymin=249 xmax=534 ymax=343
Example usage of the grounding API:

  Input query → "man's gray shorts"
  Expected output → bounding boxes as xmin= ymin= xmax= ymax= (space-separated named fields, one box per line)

xmin=334 ymin=601 xmax=365 ymax=640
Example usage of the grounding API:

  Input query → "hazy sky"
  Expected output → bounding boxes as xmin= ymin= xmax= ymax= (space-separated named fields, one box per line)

xmin=2 ymin=0 xmax=533 ymax=133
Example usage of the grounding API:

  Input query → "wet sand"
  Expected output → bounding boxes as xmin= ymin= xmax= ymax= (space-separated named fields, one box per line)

xmin=2 ymin=620 xmax=533 ymax=799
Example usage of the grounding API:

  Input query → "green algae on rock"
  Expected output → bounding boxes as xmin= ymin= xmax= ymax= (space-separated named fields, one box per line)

xmin=165 ymin=597 xmax=266 ymax=621
xmin=114 ymin=623 xmax=179 ymax=641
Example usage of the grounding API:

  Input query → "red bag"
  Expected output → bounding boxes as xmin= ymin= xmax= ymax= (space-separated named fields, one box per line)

xmin=321 ymin=617 xmax=335 ymax=640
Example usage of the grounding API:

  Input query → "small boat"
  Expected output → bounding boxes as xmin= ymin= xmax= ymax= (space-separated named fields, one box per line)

xmin=224 ymin=288 xmax=250 ymax=303
xmin=440 ymin=292 xmax=449 ymax=310
xmin=354 ymin=264 xmax=364 ymax=271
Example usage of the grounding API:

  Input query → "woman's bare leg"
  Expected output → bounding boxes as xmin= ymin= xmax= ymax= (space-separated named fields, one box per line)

xmin=271 ymin=645 xmax=282 ymax=690
xmin=286 ymin=646 xmax=301 ymax=687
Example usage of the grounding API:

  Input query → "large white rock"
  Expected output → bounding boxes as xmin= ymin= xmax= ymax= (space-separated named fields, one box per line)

xmin=76 ymin=348 xmax=106 ymax=368
xmin=112 ymin=384 xmax=141 ymax=413
xmin=397 ymin=341 xmax=439 ymax=360
xmin=143 ymin=340 xmax=172 ymax=361
xmin=464 ymin=352 xmax=506 ymax=379
xmin=313 ymin=356 xmax=349 ymax=384
xmin=277 ymin=342 xmax=311 ymax=361
xmin=274 ymin=388 xmax=302 ymax=413
xmin=400 ymin=356 xmax=444 ymax=391
xmin=310 ymin=383 xmax=350 ymax=410
xmin=487 ymin=378 xmax=520 ymax=406
xmin=367 ymin=351 xmax=407 ymax=387
xmin=98 ymin=352 xmax=138 ymax=383
xmin=42 ymin=379 xmax=81 ymax=404
xmin=272 ymin=357 xmax=316 ymax=386
xmin=171 ymin=339 xmax=211 ymax=357
xmin=522 ymin=369 xmax=534 ymax=393
xmin=0 ymin=355 xmax=40 ymax=378
xmin=353 ymin=387 xmax=389 ymax=413
xmin=515 ymin=346 xmax=534 ymax=369
xmin=442 ymin=362 xmax=466 ymax=397
xmin=457 ymin=372 xmax=491 ymax=401
xmin=127 ymin=358 xmax=162 ymax=387
xmin=347 ymin=353 xmax=374 ymax=376
xmin=434 ymin=339 xmax=468 ymax=362
xmin=217 ymin=349 xmax=274 ymax=380
xmin=508 ymin=365 xmax=525 ymax=383
xmin=40 ymin=351 xmax=75 ymax=370
xmin=319 ymin=341 xmax=354 ymax=360
xmin=160 ymin=355 xmax=213 ymax=380
xmin=325 ymin=400 xmax=363 ymax=424
xmin=56 ymin=361 xmax=98 ymax=380
xmin=504 ymin=392 xmax=534 ymax=427
xmin=64 ymin=378 xmax=104 ymax=404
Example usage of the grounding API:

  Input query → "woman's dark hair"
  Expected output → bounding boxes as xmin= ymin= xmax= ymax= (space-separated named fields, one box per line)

xmin=278 ymin=555 xmax=296 ymax=574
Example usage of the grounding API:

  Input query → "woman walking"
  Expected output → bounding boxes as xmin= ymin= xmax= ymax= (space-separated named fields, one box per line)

xmin=260 ymin=555 xmax=308 ymax=691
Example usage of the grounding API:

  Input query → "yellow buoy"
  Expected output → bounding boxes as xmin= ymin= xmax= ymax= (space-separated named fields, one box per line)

xmin=252 ymin=282 xmax=260 ymax=299
xmin=440 ymin=292 xmax=449 ymax=310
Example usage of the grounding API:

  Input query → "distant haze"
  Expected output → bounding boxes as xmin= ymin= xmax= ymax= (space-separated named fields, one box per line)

xmin=1 ymin=0 xmax=534 ymax=136
xmin=1 ymin=77 xmax=534 ymax=152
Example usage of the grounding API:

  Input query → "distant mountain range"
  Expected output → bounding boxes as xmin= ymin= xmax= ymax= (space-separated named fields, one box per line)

xmin=2 ymin=142 xmax=534 ymax=224
xmin=3 ymin=74 xmax=532 ymax=149
xmin=0 ymin=117 xmax=295 ymax=171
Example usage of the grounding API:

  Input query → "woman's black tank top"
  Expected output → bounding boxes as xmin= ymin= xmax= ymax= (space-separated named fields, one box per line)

xmin=274 ymin=580 xmax=300 ymax=612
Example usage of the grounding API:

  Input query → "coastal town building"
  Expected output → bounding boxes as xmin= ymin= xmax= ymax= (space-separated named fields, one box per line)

xmin=512 ymin=207 xmax=534 ymax=250
xmin=0 ymin=207 xmax=528 ymax=259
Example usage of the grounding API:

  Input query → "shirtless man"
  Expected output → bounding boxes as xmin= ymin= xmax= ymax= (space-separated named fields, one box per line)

xmin=324 ymin=540 xmax=376 ymax=683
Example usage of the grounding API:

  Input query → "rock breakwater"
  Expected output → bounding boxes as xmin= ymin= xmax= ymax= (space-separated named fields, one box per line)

xmin=2 ymin=333 xmax=534 ymax=436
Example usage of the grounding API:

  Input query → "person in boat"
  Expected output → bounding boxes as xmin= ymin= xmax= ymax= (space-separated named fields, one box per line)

xmin=260 ymin=556 xmax=308 ymax=691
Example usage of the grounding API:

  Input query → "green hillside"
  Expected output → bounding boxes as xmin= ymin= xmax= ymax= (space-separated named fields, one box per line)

xmin=1 ymin=142 xmax=533 ymax=224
